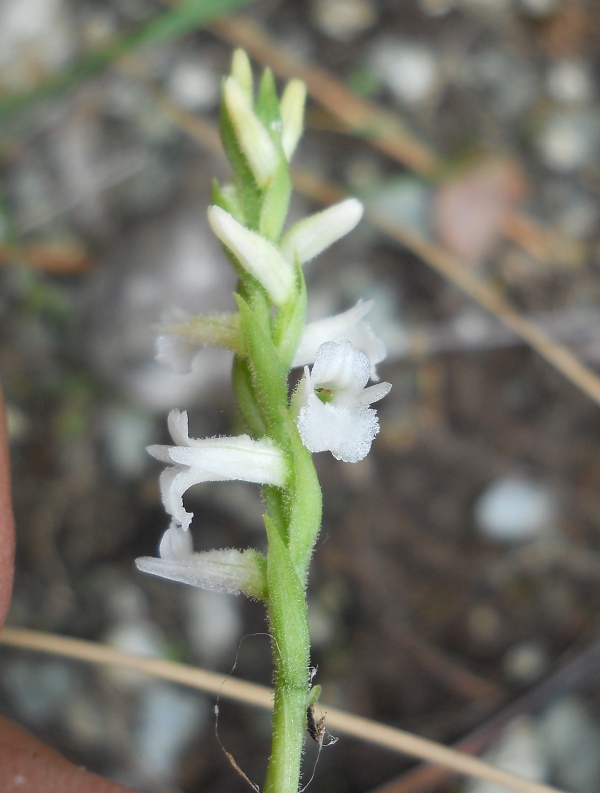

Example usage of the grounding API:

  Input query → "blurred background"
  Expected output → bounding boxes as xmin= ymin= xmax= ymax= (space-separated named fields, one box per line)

xmin=2 ymin=0 xmax=600 ymax=791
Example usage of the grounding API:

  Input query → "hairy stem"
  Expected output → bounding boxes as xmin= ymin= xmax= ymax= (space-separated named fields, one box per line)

xmin=262 ymin=518 xmax=311 ymax=793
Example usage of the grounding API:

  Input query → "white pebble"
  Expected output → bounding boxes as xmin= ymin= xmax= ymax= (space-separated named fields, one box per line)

xmin=464 ymin=717 xmax=547 ymax=793
xmin=103 ymin=405 xmax=155 ymax=478
xmin=518 ymin=0 xmax=561 ymax=17
xmin=547 ymin=61 xmax=594 ymax=105
xmin=311 ymin=0 xmax=377 ymax=42
xmin=0 ymin=0 xmax=77 ymax=92
xmin=537 ymin=112 xmax=600 ymax=172
xmin=103 ymin=619 xmax=166 ymax=690
xmin=186 ymin=589 xmax=242 ymax=666
xmin=539 ymin=697 xmax=600 ymax=793
xmin=502 ymin=641 xmax=548 ymax=685
xmin=370 ymin=40 xmax=439 ymax=104
xmin=475 ymin=477 xmax=556 ymax=542
xmin=136 ymin=684 xmax=207 ymax=780
xmin=167 ymin=59 xmax=219 ymax=111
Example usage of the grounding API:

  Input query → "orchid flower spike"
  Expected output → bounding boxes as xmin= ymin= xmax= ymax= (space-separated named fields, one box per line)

xmin=148 ymin=409 xmax=287 ymax=530
xmin=293 ymin=300 xmax=386 ymax=380
xmin=136 ymin=523 xmax=266 ymax=599
xmin=294 ymin=340 xmax=391 ymax=463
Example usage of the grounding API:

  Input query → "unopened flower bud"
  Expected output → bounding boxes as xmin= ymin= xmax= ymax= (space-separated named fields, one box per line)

xmin=281 ymin=198 xmax=363 ymax=265
xmin=208 ymin=206 xmax=296 ymax=306
xmin=224 ymin=76 xmax=279 ymax=188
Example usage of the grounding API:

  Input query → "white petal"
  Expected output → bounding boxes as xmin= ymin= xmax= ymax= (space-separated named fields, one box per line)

xmin=159 ymin=523 xmax=193 ymax=560
xmin=136 ymin=548 xmax=266 ymax=598
xmin=296 ymin=395 xmax=380 ymax=463
xmin=280 ymin=79 xmax=306 ymax=160
xmin=147 ymin=444 xmax=174 ymax=464
xmin=224 ymin=77 xmax=278 ymax=188
xmin=153 ymin=429 xmax=287 ymax=529
xmin=208 ymin=206 xmax=295 ymax=306
xmin=310 ymin=340 xmax=371 ymax=393
xmin=281 ymin=198 xmax=363 ymax=265
xmin=358 ymin=381 xmax=392 ymax=406
xmin=166 ymin=435 xmax=287 ymax=485
xmin=156 ymin=333 xmax=197 ymax=374
xmin=159 ymin=466 xmax=202 ymax=531
xmin=293 ymin=300 xmax=387 ymax=379
xmin=167 ymin=408 xmax=191 ymax=447
xmin=230 ymin=49 xmax=253 ymax=98
xmin=155 ymin=308 xmax=197 ymax=374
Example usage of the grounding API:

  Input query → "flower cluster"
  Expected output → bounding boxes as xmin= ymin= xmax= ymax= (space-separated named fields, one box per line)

xmin=136 ymin=48 xmax=393 ymax=793
xmin=137 ymin=50 xmax=391 ymax=596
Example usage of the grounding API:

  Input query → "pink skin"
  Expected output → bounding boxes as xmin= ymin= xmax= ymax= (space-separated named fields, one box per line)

xmin=0 ymin=390 xmax=138 ymax=793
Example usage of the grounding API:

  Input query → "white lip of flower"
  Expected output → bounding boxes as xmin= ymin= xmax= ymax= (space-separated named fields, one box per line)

xmin=294 ymin=340 xmax=391 ymax=463
xmin=208 ymin=206 xmax=296 ymax=306
xmin=293 ymin=299 xmax=386 ymax=380
xmin=135 ymin=523 xmax=266 ymax=598
xmin=155 ymin=307 xmax=197 ymax=374
xmin=281 ymin=198 xmax=363 ymax=266
xmin=148 ymin=409 xmax=287 ymax=530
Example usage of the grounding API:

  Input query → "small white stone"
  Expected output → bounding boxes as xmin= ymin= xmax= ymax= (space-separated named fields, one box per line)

xmin=370 ymin=40 xmax=439 ymax=104
xmin=167 ymin=59 xmax=219 ymax=111
xmin=103 ymin=619 xmax=166 ymax=690
xmin=518 ymin=0 xmax=561 ymax=17
xmin=311 ymin=0 xmax=377 ymax=42
xmin=465 ymin=717 xmax=547 ymax=793
xmin=502 ymin=642 xmax=549 ymax=685
xmin=4 ymin=659 xmax=74 ymax=723
xmin=0 ymin=0 xmax=78 ymax=92
xmin=186 ymin=589 xmax=242 ymax=665
xmin=103 ymin=406 xmax=155 ymax=478
xmin=539 ymin=697 xmax=600 ymax=793
xmin=537 ymin=112 xmax=600 ymax=173
xmin=475 ymin=477 xmax=556 ymax=542
xmin=136 ymin=684 xmax=207 ymax=780
xmin=547 ymin=61 xmax=594 ymax=105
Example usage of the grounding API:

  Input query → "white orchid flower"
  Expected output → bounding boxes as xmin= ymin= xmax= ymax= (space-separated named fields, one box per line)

xmin=294 ymin=340 xmax=391 ymax=463
xmin=148 ymin=409 xmax=287 ymax=530
xmin=136 ymin=523 xmax=266 ymax=598
xmin=293 ymin=300 xmax=386 ymax=380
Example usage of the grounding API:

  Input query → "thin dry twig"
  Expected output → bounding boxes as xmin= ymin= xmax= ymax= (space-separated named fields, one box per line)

xmin=0 ymin=242 xmax=92 ymax=273
xmin=0 ymin=627 xmax=566 ymax=793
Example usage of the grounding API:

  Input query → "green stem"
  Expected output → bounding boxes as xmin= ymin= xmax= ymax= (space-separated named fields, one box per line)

xmin=262 ymin=517 xmax=311 ymax=793
xmin=263 ymin=656 xmax=309 ymax=793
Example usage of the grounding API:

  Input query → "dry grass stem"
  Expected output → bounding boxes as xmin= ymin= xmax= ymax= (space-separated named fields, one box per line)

xmin=0 ymin=627 xmax=566 ymax=793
